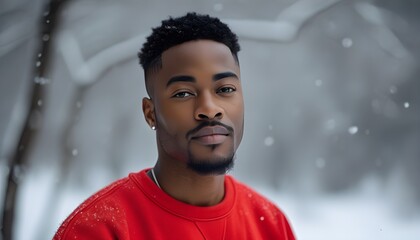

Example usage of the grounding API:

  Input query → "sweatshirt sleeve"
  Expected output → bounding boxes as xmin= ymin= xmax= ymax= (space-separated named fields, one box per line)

xmin=53 ymin=179 xmax=131 ymax=240
xmin=280 ymin=212 xmax=296 ymax=240
xmin=53 ymin=219 xmax=117 ymax=240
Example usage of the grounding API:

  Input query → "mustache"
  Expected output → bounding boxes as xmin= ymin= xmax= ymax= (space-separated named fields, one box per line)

xmin=186 ymin=121 xmax=234 ymax=139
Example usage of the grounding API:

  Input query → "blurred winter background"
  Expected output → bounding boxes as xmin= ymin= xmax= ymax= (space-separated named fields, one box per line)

xmin=1 ymin=0 xmax=419 ymax=239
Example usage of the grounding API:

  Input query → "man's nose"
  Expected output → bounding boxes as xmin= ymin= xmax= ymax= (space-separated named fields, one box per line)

xmin=194 ymin=93 xmax=223 ymax=120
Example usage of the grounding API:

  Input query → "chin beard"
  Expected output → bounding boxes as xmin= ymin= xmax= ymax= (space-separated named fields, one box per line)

xmin=187 ymin=153 xmax=235 ymax=175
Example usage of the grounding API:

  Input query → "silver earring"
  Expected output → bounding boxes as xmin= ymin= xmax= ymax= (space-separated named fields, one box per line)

xmin=151 ymin=126 xmax=156 ymax=130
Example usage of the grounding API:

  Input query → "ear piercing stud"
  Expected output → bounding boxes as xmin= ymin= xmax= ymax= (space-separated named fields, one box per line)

xmin=151 ymin=126 xmax=156 ymax=130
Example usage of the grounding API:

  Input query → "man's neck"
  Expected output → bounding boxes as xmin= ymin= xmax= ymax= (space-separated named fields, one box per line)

xmin=150 ymin=160 xmax=225 ymax=206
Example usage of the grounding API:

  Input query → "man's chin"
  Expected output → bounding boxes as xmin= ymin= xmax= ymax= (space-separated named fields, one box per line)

xmin=187 ymin=155 xmax=235 ymax=175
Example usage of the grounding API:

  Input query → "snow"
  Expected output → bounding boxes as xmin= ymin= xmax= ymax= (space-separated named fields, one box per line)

xmin=341 ymin=38 xmax=354 ymax=48
xmin=258 ymin=186 xmax=420 ymax=240
xmin=314 ymin=79 xmax=323 ymax=87
xmin=264 ymin=136 xmax=275 ymax=147
xmin=13 ymin=169 xmax=420 ymax=240
xmin=348 ymin=126 xmax=359 ymax=135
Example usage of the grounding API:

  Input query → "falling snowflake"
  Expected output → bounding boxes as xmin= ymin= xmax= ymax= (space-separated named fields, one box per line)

xmin=72 ymin=149 xmax=79 ymax=156
xmin=342 ymin=38 xmax=353 ymax=48
xmin=348 ymin=126 xmax=358 ymax=135
xmin=315 ymin=79 xmax=323 ymax=87
xmin=34 ymin=76 xmax=50 ymax=85
xmin=264 ymin=136 xmax=274 ymax=146
xmin=389 ymin=86 xmax=397 ymax=94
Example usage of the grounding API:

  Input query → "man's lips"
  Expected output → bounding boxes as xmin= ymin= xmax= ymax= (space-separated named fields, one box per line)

xmin=190 ymin=126 xmax=230 ymax=145
xmin=191 ymin=126 xmax=230 ymax=138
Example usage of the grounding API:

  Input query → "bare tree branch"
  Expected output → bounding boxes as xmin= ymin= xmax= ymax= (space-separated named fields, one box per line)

xmin=1 ymin=1 xmax=67 ymax=239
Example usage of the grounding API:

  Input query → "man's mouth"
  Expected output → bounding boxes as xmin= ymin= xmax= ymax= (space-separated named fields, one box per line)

xmin=190 ymin=126 xmax=230 ymax=145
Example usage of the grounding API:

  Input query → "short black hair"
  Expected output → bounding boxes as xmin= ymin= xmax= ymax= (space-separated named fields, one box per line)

xmin=138 ymin=12 xmax=240 ymax=79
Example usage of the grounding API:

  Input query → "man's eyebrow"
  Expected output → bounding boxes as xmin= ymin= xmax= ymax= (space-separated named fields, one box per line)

xmin=213 ymin=72 xmax=239 ymax=81
xmin=166 ymin=75 xmax=196 ymax=87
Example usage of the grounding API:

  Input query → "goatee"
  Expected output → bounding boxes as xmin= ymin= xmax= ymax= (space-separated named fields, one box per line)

xmin=187 ymin=153 xmax=235 ymax=175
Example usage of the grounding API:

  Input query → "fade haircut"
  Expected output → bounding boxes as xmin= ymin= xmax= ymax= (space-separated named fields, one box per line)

xmin=138 ymin=12 xmax=240 ymax=85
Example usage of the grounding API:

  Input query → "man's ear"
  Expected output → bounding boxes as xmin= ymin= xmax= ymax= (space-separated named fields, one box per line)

xmin=142 ymin=97 xmax=156 ymax=129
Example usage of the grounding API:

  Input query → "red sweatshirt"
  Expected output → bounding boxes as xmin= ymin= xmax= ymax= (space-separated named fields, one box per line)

xmin=53 ymin=169 xmax=295 ymax=240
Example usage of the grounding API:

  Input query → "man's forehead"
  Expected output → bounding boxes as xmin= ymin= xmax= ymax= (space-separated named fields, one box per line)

xmin=160 ymin=40 xmax=236 ymax=66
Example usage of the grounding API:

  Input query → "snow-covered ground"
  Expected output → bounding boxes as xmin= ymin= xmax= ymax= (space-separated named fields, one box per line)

xmin=12 ymin=169 xmax=420 ymax=240
xmin=260 ymin=187 xmax=420 ymax=240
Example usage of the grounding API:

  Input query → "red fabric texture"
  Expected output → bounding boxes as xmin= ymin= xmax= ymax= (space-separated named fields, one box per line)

xmin=53 ymin=169 xmax=295 ymax=240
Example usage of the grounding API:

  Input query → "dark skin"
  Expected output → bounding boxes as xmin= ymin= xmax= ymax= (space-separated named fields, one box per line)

xmin=142 ymin=40 xmax=244 ymax=206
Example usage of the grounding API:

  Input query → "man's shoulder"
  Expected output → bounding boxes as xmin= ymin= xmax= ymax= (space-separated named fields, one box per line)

xmin=54 ymin=171 xmax=144 ymax=239
xmin=77 ymin=174 xmax=135 ymax=210
xmin=227 ymin=175 xmax=283 ymax=213
xmin=226 ymin=175 xmax=296 ymax=239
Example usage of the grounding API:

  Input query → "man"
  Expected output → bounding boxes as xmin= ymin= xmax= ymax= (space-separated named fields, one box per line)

xmin=53 ymin=12 xmax=295 ymax=239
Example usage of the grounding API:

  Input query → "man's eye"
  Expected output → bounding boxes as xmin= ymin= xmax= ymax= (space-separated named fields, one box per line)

xmin=173 ymin=91 xmax=194 ymax=98
xmin=217 ymin=87 xmax=236 ymax=94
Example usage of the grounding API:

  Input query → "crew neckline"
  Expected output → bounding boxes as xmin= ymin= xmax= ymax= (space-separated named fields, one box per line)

xmin=130 ymin=169 xmax=236 ymax=221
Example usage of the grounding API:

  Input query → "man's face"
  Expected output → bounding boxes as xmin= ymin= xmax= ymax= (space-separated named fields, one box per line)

xmin=146 ymin=40 xmax=244 ymax=175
